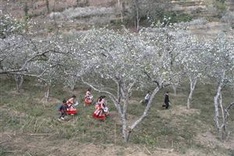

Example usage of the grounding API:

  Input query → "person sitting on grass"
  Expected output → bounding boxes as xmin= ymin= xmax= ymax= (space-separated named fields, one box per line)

xmin=66 ymin=95 xmax=79 ymax=115
xmin=100 ymin=96 xmax=109 ymax=116
xmin=66 ymin=95 xmax=78 ymax=108
xmin=59 ymin=99 xmax=67 ymax=120
xmin=93 ymin=96 xmax=109 ymax=120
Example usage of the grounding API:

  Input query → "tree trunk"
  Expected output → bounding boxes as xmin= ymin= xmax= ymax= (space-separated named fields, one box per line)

xmin=121 ymin=83 xmax=130 ymax=142
xmin=214 ymin=70 xmax=227 ymax=140
xmin=134 ymin=0 xmax=140 ymax=32
xmin=171 ymin=84 xmax=177 ymax=95
xmin=45 ymin=87 xmax=50 ymax=102
xmin=81 ymin=78 xmax=160 ymax=142
xmin=130 ymin=86 xmax=160 ymax=130
xmin=123 ymin=86 xmax=161 ymax=142
xmin=121 ymin=2 xmax=126 ymax=23
xmin=187 ymin=76 xmax=197 ymax=109
xmin=46 ymin=0 xmax=50 ymax=13
xmin=44 ymin=82 xmax=51 ymax=102
xmin=76 ymin=0 xmax=80 ymax=7
xmin=23 ymin=2 xmax=29 ymax=17
xmin=219 ymin=93 xmax=227 ymax=140
xmin=121 ymin=112 xmax=130 ymax=142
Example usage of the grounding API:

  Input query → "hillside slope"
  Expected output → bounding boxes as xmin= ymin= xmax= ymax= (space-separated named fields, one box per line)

xmin=1 ymin=0 xmax=233 ymax=36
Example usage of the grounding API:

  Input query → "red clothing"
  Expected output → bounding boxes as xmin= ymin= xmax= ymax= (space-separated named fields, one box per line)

xmin=66 ymin=97 xmax=78 ymax=115
xmin=85 ymin=98 xmax=92 ymax=105
xmin=93 ymin=103 xmax=106 ymax=120
xmin=93 ymin=99 xmax=109 ymax=120
xmin=66 ymin=107 xmax=77 ymax=115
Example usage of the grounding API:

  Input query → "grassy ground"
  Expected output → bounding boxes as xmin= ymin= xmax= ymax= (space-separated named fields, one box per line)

xmin=0 ymin=76 xmax=233 ymax=156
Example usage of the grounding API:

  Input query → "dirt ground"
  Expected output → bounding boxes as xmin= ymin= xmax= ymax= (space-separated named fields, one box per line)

xmin=1 ymin=104 xmax=233 ymax=156
xmin=0 ymin=132 xmax=213 ymax=156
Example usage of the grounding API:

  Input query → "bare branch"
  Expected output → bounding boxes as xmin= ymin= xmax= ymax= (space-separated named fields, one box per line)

xmin=225 ymin=102 xmax=234 ymax=120
xmin=130 ymin=86 xmax=160 ymax=130
xmin=0 ymin=69 xmax=27 ymax=74
xmin=81 ymin=77 xmax=117 ymax=103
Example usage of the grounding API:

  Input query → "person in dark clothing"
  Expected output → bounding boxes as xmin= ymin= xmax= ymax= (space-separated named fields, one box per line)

xmin=163 ymin=91 xmax=170 ymax=109
xmin=59 ymin=99 xmax=68 ymax=120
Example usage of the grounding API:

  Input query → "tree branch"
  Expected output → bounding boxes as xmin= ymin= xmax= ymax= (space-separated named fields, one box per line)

xmin=0 ymin=69 xmax=27 ymax=75
xmin=225 ymin=102 xmax=234 ymax=120
xmin=81 ymin=77 xmax=118 ymax=104
xmin=130 ymin=86 xmax=160 ymax=130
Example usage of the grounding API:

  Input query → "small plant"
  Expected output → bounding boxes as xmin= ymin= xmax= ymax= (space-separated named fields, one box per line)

xmin=147 ymin=11 xmax=192 ymax=28
xmin=214 ymin=0 xmax=226 ymax=12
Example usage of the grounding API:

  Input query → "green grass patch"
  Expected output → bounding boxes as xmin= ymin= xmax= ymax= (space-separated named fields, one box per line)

xmin=0 ymin=76 xmax=233 ymax=155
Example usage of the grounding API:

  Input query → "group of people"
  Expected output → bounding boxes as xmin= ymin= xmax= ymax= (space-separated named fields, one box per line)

xmin=59 ymin=88 xmax=171 ymax=121
xmin=58 ymin=95 xmax=78 ymax=120
xmin=58 ymin=88 xmax=109 ymax=121
xmin=142 ymin=91 xmax=170 ymax=109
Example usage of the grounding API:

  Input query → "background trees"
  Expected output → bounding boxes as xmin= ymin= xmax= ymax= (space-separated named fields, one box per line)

xmin=177 ymin=34 xmax=209 ymax=109
xmin=0 ymin=13 xmax=23 ymax=39
xmin=1 ymin=12 xmax=234 ymax=143
xmin=76 ymin=28 xmax=148 ymax=142
xmin=204 ymin=33 xmax=234 ymax=140
xmin=126 ymin=0 xmax=192 ymax=31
